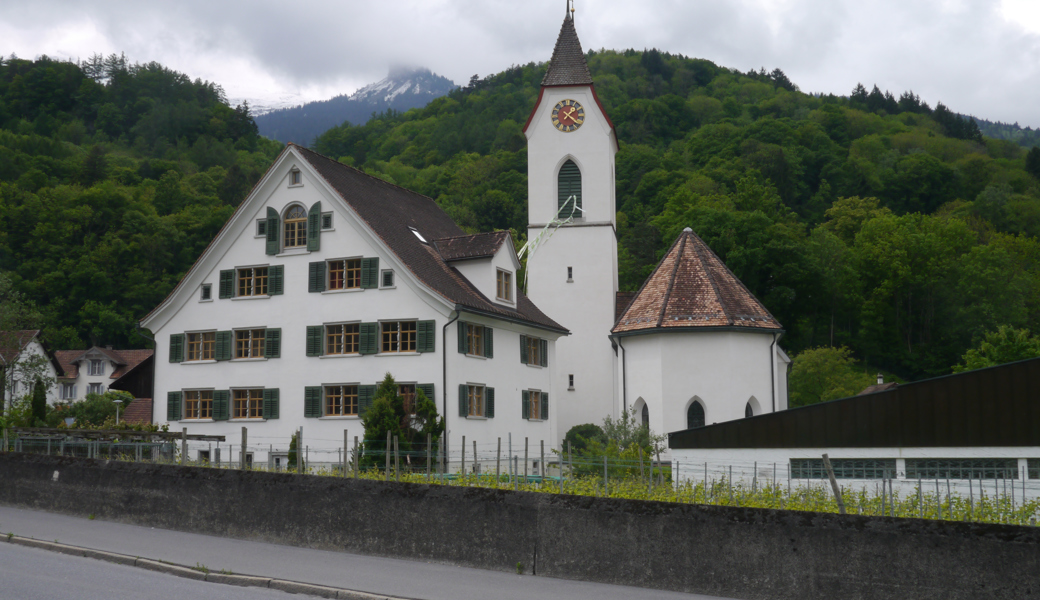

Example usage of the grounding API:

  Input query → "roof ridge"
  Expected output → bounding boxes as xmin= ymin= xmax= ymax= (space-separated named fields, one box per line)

xmin=433 ymin=230 xmax=508 ymax=242
xmin=657 ymin=233 xmax=688 ymax=327
xmin=291 ymin=144 xmax=444 ymax=207
xmin=687 ymin=232 xmax=732 ymax=326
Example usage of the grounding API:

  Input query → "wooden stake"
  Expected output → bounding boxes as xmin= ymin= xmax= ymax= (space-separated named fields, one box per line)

xmin=821 ymin=454 xmax=846 ymax=514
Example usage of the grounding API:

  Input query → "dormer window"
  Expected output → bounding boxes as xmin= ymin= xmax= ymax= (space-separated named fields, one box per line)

xmin=88 ymin=359 xmax=105 ymax=376
xmin=496 ymin=269 xmax=513 ymax=302
xmin=283 ymin=205 xmax=307 ymax=248
xmin=290 ymin=169 xmax=302 ymax=186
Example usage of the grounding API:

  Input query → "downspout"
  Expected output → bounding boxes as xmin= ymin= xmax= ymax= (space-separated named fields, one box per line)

xmin=769 ymin=333 xmax=778 ymax=413
xmin=442 ymin=311 xmax=460 ymax=471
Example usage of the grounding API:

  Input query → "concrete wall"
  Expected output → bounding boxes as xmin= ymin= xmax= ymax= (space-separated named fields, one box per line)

xmin=2 ymin=453 xmax=1037 ymax=600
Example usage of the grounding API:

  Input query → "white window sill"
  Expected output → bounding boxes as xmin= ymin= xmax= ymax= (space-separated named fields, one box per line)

xmin=567 ymin=387 xmax=575 ymax=391
xmin=525 ymin=363 xmax=544 ymax=369
xmin=526 ymin=419 xmax=546 ymax=423
xmin=319 ymin=416 xmax=361 ymax=420
xmin=230 ymin=418 xmax=267 ymax=422
xmin=231 ymin=295 xmax=270 ymax=301
xmin=198 ymin=299 xmax=213 ymax=303
xmin=465 ymin=354 xmax=487 ymax=360
xmin=566 ymin=279 xmax=574 ymax=283
xmin=288 ymin=183 xmax=304 ymax=189
xmin=319 ymin=354 xmax=361 ymax=359
xmin=321 ymin=288 xmax=362 ymax=295
xmin=231 ymin=357 xmax=268 ymax=362
xmin=379 ymin=352 xmax=420 ymax=357
xmin=466 ymin=416 xmax=488 ymax=420
xmin=379 ymin=286 xmax=396 ymax=290
xmin=277 ymin=248 xmax=309 ymax=257
xmin=254 ymin=234 xmax=266 ymax=239
xmin=182 ymin=360 xmax=217 ymax=365
xmin=179 ymin=419 xmax=215 ymax=423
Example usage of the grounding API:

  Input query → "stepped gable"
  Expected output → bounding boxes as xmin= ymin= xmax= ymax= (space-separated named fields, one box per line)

xmin=293 ymin=145 xmax=566 ymax=333
xmin=613 ymin=228 xmax=781 ymax=334
xmin=434 ymin=231 xmax=509 ymax=262
xmin=542 ymin=14 xmax=593 ymax=86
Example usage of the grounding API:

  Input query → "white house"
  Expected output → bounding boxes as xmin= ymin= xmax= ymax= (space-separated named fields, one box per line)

xmin=141 ymin=144 xmax=566 ymax=468
xmin=54 ymin=347 xmax=153 ymax=402
xmin=0 ymin=330 xmax=61 ymax=406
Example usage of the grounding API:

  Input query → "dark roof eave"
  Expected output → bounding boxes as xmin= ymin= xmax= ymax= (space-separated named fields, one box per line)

xmin=456 ymin=305 xmax=570 ymax=336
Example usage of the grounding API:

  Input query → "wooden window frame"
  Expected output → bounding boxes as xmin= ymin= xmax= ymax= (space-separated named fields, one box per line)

xmin=328 ymin=258 xmax=362 ymax=291
xmin=235 ymin=329 xmax=266 ymax=359
xmin=496 ymin=269 xmax=513 ymax=302
xmin=466 ymin=323 xmax=483 ymax=356
xmin=283 ymin=204 xmax=308 ymax=248
xmin=380 ymin=321 xmax=417 ymax=353
xmin=186 ymin=331 xmax=216 ymax=361
xmin=525 ymin=336 xmax=540 ymax=366
xmin=232 ymin=388 xmax=264 ymax=419
xmin=467 ymin=385 xmax=485 ymax=418
xmin=184 ymin=390 xmax=214 ymax=420
xmin=324 ymin=384 xmax=359 ymax=417
xmin=325 ymin=323 xmax=360 ymax=355
xmin=528 ymin=390 xmax=542 ymax=420
xmin=237 ymin=266 xmax=269 ymax=297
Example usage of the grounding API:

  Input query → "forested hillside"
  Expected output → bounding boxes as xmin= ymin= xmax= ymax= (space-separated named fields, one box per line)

xmin=0 ymin=53 xmax=282 ymax=349
xmin=314 ymin=50 xmax=1040 ymax=379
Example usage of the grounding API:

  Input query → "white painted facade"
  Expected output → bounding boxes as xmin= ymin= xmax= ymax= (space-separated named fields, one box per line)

xmin=525 ymin=84 xmax=619 ymax=435
xmin=55 ymin=348 xmax=120 ymax=402
xmin=143 ymin=150 xmax=561 ymax=467
xmin=620 ymin=331 xmax=790 ymax=448
xmin=2 ymin=335 xmax=59 ymax=405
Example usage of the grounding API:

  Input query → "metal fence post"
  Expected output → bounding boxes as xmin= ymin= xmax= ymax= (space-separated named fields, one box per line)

xmin=524 ymin=437 xmax=529 ymax=486
xmin=343 ymin=429 xmax=348 ymax=477
xmin=461 ymin=435 xmax=466 ymax=480
xmin=426 ymin=433 xmax=432 ymax=481
xmin=496 ymin=437 xmax=501 ymax=488
xmin=180 ymin=428 xmax=187 ymax=466
xmin=384 ymin=431 xmax=391 ymax=481
xmin=353 ymin=436 xmax=359 ymax=479
xmin=473 ymin=439 xmax=477 ymax=481
xmin=240 ymin=427 xmax=247 ymax=470
xmin=540 ymin=440 xmax=545 ymax=485
xmin=394 ymin=436 xmax=400 ymax=482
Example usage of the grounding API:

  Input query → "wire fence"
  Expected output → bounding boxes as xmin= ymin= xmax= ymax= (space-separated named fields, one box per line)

xmin=4 ymin=428 xmax=1038 ymax=527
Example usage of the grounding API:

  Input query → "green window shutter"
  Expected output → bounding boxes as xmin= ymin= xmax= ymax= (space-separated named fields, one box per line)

xmin=558 ymin=160 xmax=582 ymax=218
xmin=166 ymin=391 xmax=182 ymax=421
xmin=483 ymin=327 xmax=494 ymax=359
xmin=308 ymin=261 xmax=326 ymax=293
xmin=458 ymin=384 xmax=467 ymax=417
xmin=304 ymin=386 xmax=322 ymax=418
xmin=520 ymin=335 xmax=528 ymax=364
xmin=417 ymin=320 xmax=436 ymax=353
xmin=219 ymin=270 xmax=235 ymax=299
xmin=486 ymin=387 xmax=495 ymax=418
xmin=215 ymin=331 xmax=233 ymax=361
xmin=522 ymin=390 xmax=530 ymax=420
xmin=213 ymin=390 xmax=230 ymax=421
xmin=541 ymin=392 xmax=549 ymax=421
xmin=306 ymin=326 xmax=324 ymax=357
xmin=264 ymin=328 xmax=281 ymax=358
xmin=263 ymin=388 xmax=280 ymax=419
xmin=358 ymin=385 xmax=376 ymax=416
xmin=359 ymin=322 xmax=378 ymax=355
xmin=540 ymin=339 xmax=548 ymax=367
xmin=266 ymin=207 xmax=279 ymax=255
xmin=360 ymin=257 xmax=379 ymax=289
xmin=418 ymin=383 xmax=435 ymax=402
xmin=457 ymin=322 xmax=467 ymax=354
xmin=169 ymin=334 xmax=184 ymax=363
xmin=307 ymin=201 xmax=321 ymax=251
xmin=269 ymin=265 xmax=284 ymax=295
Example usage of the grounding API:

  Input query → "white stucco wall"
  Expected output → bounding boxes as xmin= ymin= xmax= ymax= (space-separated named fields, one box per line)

xmin=525 ymin=85 xmax=619 ymax=437
xmin=58 ymin=350 xmax=121 ymax=401
xmin=144 ymin=149 xmax=559 ymax=468
xmin=3 ymin=338 xmax=60 ymax=405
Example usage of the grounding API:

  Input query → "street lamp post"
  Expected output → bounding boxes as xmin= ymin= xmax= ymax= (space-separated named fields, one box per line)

xmin=114 ymin=398 xmax=124 ymax=425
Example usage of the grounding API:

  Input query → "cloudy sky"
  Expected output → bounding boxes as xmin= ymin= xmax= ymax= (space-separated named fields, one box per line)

xmin=2 ymin=0 xmax=1039 ymax=124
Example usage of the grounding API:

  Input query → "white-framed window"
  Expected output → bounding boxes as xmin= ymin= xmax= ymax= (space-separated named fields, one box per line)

xmin=290 ymin=169 xmax=302 ymax=186
xmin=88 ymin=359 xmax=104 ymax=376
xmin=467 ymin=384 xmax=486 ymax=417
xmin=200 ymin=284 xmax=212 ymax=301
xmin=61 ymin=383 xmax=76 ymax=400
xmin=567 ymin=266 xmax=573 ymax=282
xmin=381 ymin=269 xmax=395 ymax=289
xmin=496 ymin=269 xmax=513 ymax=302
xmin=88 ymin=382 xmax=104 ymax=395
xmin=568 ymin=374 xmax=574 ymax=390
xmin=465 ymin=323 xmax=484 ymax=356
xmin=255 ymin=219 xmax=267 ymax=238
xmin=321 ymin=212 xmax=333 ymax=230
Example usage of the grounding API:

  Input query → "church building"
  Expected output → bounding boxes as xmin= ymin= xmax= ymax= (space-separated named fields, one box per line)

xmin=142 ymin=9 xmax=788 ymax=465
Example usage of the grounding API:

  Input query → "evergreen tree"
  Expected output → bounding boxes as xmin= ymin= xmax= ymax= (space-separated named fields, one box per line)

xmin=31 ymin=378 xmax=47 ymax=425
xmin=1025 ymin=147 xmax=1040 ymax=180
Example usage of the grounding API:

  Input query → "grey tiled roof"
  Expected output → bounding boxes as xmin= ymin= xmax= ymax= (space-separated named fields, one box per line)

xmin=613 ymin=228 xmax=781 ymax=334
xmin=542 ymin=15 xmax=593 ymax=87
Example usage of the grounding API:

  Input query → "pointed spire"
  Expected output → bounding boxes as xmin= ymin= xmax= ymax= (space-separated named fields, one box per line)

xmin=612 ymin=229 xmax=782 ymax=333
xmin=542 ymin=11 xmax=593 ymax=86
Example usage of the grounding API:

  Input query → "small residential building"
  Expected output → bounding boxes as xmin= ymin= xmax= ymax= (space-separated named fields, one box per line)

xmin=669 ymin=357 xmax=1040 ymax=496
xmin=53 ymin=347 xmax=154 ymax=403
xmin=0 ymin=330 xmax=61 ymax=405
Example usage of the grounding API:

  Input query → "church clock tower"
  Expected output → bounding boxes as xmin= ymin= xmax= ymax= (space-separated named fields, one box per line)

xmin=524 ymin=8 xmax=619 ymax=435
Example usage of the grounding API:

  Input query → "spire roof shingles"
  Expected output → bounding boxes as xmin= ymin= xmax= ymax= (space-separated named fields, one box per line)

xmin=542 ymin=15 xmax=594 ymax=87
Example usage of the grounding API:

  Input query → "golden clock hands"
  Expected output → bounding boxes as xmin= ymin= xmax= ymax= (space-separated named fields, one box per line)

xmin=562 ymin=107 xmax=576 ymax=121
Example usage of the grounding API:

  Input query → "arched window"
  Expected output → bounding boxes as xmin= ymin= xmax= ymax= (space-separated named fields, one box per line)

xmin=641 ymin=403 xmax=649 ymax=428
xmin=283 ymin=205 xmax=307 ymax=248
xmin=745 ymin=402 xmax=754 ymax=418
xmin=687 ymin=402 xmax=705 ymax=429
xmin=558 ymin=160 xmax=582 ymax=219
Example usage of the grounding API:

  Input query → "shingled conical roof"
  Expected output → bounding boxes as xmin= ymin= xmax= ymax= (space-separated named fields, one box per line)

xmin=613 ymin=228 xmax=782 ymax=334
xmin=542 ymin=15 xmax=593 ymax=86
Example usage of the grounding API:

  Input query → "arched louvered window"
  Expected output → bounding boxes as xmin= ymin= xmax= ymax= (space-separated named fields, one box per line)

xmin=641 ymin=403 xmax=649 ymax=428
xmin=557 ymin=160 xmax=582 ymax=219
xmin=688 ymin=402 xmax=705 ymax=429
xmin=745 ymin=402 xmax=754 ymax=418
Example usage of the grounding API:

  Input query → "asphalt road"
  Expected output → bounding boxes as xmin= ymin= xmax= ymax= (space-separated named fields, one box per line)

xmin=0 ymin=505 xmax=732 ymax=600
xmin=0 ymin=542 xmax=323 ymax=600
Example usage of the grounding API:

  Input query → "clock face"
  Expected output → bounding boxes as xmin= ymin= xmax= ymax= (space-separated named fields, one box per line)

xmin=551 ymin=99 xmax=585 ymax=132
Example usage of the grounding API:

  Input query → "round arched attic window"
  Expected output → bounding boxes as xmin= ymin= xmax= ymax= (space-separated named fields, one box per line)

xmin=283 ymin=205 xmax=307 ymax=248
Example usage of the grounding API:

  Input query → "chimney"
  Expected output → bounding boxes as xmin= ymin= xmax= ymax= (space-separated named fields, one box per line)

xmin=877 ymin=373 xmax=884 ymax=385
xmin=106 ymin=345 xmax=113 ymax=350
